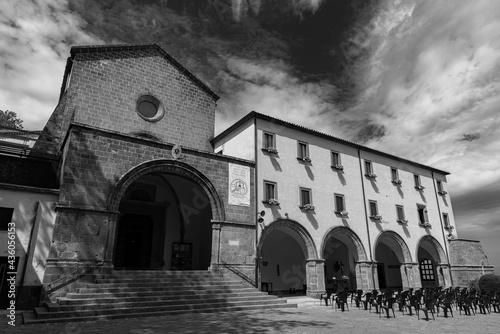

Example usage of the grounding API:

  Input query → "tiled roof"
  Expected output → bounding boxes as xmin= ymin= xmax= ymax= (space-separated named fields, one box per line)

xmin=212 ymin=111 xmax=449 ymax=175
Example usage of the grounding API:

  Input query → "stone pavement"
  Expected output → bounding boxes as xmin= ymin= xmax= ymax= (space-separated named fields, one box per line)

xmin=2 ymin=297 xmax=500 ymax=334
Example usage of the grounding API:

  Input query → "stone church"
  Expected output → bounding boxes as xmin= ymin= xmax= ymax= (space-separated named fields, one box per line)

xmin=0 ymin=43 xmax=493 ymax=315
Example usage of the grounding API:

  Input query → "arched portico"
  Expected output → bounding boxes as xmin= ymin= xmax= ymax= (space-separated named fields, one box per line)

xmin=417 ymin=235 xmax=450 ymax=287
xmin=320 ymin=226 xmax=369 ymax=291
xmin=257 ymin=219 xmax=323 ymax=298
xmin=374 ymin=230 xmax=414 ymax=290
xmin=106 ymin=159 xmax=225 ymax=270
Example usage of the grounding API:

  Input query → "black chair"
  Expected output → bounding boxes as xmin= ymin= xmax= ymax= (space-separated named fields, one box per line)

xmin=418 ymin=297 xmax=437 ymax=320
xmin=352 ymin=289 xmax=363 ymax=308
xmin=379 ymin=297 xmax=397 ymax=318
xmin=334 ymin=291 xmax=350 ymax=312
xmin=360 ymin=292 xmax=372 ymax=310
xmin=402 ymin=295 xmax=420 ymax=316
xmin=437 ymin=294 xmax=454 ymax=318
xmin=319 ymin=290 xmax=334 ymax=306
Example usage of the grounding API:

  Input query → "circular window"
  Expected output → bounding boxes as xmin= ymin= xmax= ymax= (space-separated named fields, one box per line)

xmin=136 ymin=95 xmax=164 ymax=122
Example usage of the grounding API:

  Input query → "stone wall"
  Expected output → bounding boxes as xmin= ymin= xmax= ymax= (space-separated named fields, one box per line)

xmin=448 ymin=238 xmax=495 ymax=286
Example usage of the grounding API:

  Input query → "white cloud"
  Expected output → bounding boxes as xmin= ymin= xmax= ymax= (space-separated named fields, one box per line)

xmin=0 ymin=0 xmax=102 ymax=130
xmin=341 ymin=0 xmax=500 ymax=195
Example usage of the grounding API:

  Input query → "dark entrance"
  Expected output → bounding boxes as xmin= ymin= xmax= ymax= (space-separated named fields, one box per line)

xmin=113 ymin=172 xmax=213 ymax=270
xmin=115 ymin=214 xmax=154 ymax=269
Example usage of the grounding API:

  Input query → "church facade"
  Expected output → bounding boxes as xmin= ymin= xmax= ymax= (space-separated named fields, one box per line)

xmin=0 ymin=43 xmax=494 ymax=308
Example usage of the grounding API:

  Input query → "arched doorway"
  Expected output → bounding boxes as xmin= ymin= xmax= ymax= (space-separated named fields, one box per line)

xmin=109 ymin=160 xmax=224 ymax=271
xmin=374 ymin=231 xmax=412 ymax=290
xmin=321 ymin=227 xmax=367 ymax=292
xmin=417 ymin=235 xmax=447 ymax=287
xmin=257 ymin=219 xmax=318 ymax=296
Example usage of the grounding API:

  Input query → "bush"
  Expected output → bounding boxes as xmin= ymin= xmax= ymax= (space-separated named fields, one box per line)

xmin=478 ymin=274 xmax=500 ymax=294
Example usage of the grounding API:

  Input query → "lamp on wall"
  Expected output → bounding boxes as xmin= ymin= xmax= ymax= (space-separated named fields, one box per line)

xmin=258 ymin=210 xmax=265 ymax=230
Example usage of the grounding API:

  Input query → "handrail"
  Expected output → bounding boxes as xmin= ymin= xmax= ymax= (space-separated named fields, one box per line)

xmin=43 ymin=261 xmax=104 ymax=294
xmin=220 ymin=261 xmax=256 ymax=287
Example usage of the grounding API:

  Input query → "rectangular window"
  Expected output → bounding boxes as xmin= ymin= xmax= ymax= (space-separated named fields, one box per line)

xmin=298 ymin=141 xmax=309 ymax=159
xmin=396 ymin=205 xmax=405 ymax=221
xmin=442 ymin=213 xmax=450 ymax=227
xmin=0 ymin=207 xmax=14 ymax=231
xmin=331 ymin=151 xmax=340 ymax=166
xmin=414 ymin=174 xmax=421 ymax=187
xmin=365 ymin=160 xmax=373 ymax=175
xmin=264 ymin=181 xmax=277 ymax=201
xmin=369 ymin=200 xmax=378 ymax=217
xmin=391 ymin=168 xmax=399 ymax=181
xmin=417 ymin=204 xmax=429 ymax=225
xmin=263 ymin=132 xmax=275 ymax=149
xmin=334 ymin=194 xmax=345 ymax=213
xmin=300 ymin=188 xmax=312 ymax=206
xmin=437 ymin=180 xmax=446 ymax=194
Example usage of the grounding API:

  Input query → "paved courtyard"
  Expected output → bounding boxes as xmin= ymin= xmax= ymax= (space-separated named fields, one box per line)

xmin=2 ymin=298 xmax=500 ymax=334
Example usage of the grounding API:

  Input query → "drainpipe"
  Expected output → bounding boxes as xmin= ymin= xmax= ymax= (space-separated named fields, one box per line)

xmin=431 ymin=171 xmax=453 ymax=287
xmin=358 ymin=149 xmax=375 ymax=289
xmin=254 ymin=115 xmax=259 ymax=289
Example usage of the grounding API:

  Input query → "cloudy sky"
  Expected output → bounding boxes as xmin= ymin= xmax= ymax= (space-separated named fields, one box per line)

xmin=1 ymin=0 xmax=499 ymax=272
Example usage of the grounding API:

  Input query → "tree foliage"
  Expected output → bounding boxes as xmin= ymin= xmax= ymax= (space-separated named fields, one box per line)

xmin=478 ymin=274 xmax=500 ymax=294
xmin=0 ymin=110 xmax=24 ymax=129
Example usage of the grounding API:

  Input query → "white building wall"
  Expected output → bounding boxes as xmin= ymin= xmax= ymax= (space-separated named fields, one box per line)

xmin=214 ymin=119 xmax=255 ymax=161
xmin=0 ymin=187 xmax=58 ymax=287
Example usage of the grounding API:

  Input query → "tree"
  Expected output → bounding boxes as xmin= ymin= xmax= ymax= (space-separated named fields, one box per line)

xmin=0 ymin=110 xmax=23 ymax=129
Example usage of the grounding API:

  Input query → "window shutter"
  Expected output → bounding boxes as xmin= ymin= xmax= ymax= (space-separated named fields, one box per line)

xmin=424 ymin=208 xmax=429 ymax=222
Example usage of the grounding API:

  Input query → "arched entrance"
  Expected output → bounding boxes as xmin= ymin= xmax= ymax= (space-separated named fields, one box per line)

xmin=257 ymin=219 xmax=319 ymax=296
xmin=417 ymin=235 xmax=448 ymax=287
xmin=374 ymin=231 xmax=412 ymax=290
xmin=108 ymin=159 xmax=224 ymax=270
xmin=321 ymin=227 xmax=367 ymax=292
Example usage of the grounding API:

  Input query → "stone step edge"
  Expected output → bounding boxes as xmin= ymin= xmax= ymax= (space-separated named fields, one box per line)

xmin=33 ymin=301 xmax=295 ymax=320
xmin=58 ymin=293 xmax=274 ymax=304
xmin=24 ymin=303 xmax=298 ymax=324
xmin=47 ymin=297 xmax=286 ymax=312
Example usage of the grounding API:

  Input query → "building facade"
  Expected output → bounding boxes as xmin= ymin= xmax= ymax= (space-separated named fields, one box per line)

xmin=212 ymin=112 xmax=494 ymax=297
xmin=0 ymin=43 xmax=494 ymax=309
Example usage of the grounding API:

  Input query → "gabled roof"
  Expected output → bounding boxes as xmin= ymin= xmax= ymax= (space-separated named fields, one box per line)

xmin=70 ymin=43 xmax=220 ymax=101
xmin=212 ymin=111 xmax=449 ymax=175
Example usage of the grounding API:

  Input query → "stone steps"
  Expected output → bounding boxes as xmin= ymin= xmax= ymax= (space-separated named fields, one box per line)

xmin=23 ymin=270 xmax=297 ymax=324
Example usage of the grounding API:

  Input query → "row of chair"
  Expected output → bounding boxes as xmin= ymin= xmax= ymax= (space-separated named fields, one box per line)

xmin=319 ymin=286 xmax=500 ymax=320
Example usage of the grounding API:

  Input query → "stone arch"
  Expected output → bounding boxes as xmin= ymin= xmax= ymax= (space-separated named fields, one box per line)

xmin=416 ymin=235 xmax=446 ymax=264
xmin=320 ymin=226 xmax=368 ymax=262
xmin=257 ymin=218 xmax=318 ymax=260
xmin=374 ymin=230 xmax=412 ymax=263
xmin=108 ymin=159 xmax=225 ymax=222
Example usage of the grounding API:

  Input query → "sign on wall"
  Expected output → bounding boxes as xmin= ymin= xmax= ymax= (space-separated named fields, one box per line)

xmin=228 ymin=163 xmax=250 ymax=206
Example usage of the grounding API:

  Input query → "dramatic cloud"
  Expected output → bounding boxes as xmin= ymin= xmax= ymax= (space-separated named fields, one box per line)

xmin=0 ymin=0 xmax=103 ymax=129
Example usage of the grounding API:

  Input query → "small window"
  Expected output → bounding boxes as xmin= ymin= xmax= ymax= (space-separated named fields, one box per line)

xmin=437 ymin=180 xmax=446 ymax=194
xmin=264 ymin=181 xmax=277 ymax=201
xmin=396 ymin=205 xmax=405 ymax=221
xmin=263 ymin=132 xmax=275 ymax=149
xmin=417 ymin=204 xmax=429 ymax=225
xmin=334 ymin=194 xmax=345 ymax=213
xmin=442 ymin=213 xmax=450 ymax=227
xmin=414 ymin=174 xmax=421 ymax=187
xmin=419 ymin=259 xmax=435 ymax=281
xmin=300 ymin=188 xmax=312 ymax=206
xmin=391 ymin=168 xmax=399 ymax=181
xmin=298 ymin=141 xmax=309 ymax=160
xmin=331 ymin=151 xmax=340 ymax=166
xmin=0 ymin=207 xmax=14 ymax=231
xmin=369 ymin=200 xmax=378 ymax=217
xmin=136 ymin=95 xmax=164 ymax=122
xmin=365 ymin=160 xmax=373 ymax=174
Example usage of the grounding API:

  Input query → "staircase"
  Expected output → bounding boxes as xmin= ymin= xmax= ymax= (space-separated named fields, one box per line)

xmin=23 ymin=270 xmax=297 ymax=324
